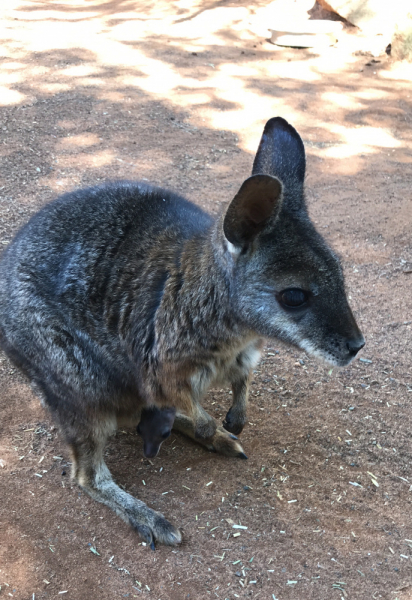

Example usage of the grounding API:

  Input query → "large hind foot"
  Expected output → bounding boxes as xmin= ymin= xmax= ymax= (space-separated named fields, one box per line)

xmin=212 ymin=426 xmax=248 ymax=458
xmin=128 ymin=506 xmax=182 ymax=549
xmin=69 ymin=437 xmax=182 ymax=548
xmin=173 ymin=413 xmax=247 ymax=458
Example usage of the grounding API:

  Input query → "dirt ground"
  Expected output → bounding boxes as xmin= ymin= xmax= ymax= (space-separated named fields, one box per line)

xmin=0 ymin=1 xmax=412 ymax=599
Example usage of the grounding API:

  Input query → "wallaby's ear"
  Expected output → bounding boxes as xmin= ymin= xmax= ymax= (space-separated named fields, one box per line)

xmin=252 ymin=117 xmax=305 ymax=209
xmin=223 ymin=174 xmax=283 ymax=247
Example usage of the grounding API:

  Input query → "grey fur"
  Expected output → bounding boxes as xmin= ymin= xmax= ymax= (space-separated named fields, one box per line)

xmin=0 ymin=117 xmax=364 ymax=547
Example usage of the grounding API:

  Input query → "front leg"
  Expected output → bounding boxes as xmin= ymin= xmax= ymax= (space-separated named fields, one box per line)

xmin=223 ymin=375 xmax=250 ymax=435
xmin=223 ymin=340 xmax=263 ymax=435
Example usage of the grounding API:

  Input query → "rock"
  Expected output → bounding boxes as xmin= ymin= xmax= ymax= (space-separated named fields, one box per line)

xmin=316 ymin=0 xmax=398 ymax=34
xmin=316 ymin=0 xmax=412 ymax=60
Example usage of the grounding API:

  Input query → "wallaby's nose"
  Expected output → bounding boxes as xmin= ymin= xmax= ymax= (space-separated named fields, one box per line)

xmin=143 ymin=445 xmax=156 ymax=459
xmin=346 ymin=337 xmax=365 ymax=357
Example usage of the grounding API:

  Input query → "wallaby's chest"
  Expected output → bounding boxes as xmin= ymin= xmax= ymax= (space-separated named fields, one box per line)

xmin=189 ymin=338 xmax=263 ymax=399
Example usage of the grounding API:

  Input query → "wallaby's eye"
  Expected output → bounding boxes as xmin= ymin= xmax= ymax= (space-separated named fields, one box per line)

xmin=279 ymin=288 xmax=309 ymax=308
xmin=162 ymin=430 xmax=171 ymax=440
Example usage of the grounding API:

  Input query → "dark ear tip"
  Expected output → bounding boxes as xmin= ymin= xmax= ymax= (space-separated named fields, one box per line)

xmin=263 ymin=117 xmax=302 ymax=142
xmin=253 ymin=116 xmax=306 ymax=188
xmin=264 ymin=116 xmax=290 ymax=130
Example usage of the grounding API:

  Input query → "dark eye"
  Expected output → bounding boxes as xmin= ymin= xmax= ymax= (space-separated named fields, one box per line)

xmin=279 ymin=288 xmax=309 ymax=308
xmin=162 ymin=430 xmax=171 ymax=440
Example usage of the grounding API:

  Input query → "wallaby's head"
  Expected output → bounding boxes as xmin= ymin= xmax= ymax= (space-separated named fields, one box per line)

xmin=217 ymin=117 xmax=364 ymax=367
xmin=137 ymin=407 xmax=176 ymax=459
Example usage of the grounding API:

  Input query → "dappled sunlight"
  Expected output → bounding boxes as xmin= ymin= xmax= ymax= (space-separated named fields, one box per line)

xmin=322 ymin=91 xmax=363 ymax=111
xmin=41 ymin=82 xmax=73 ymax=93
xmin=60 ymin=64 xmax=105 ymax=78
xmin=2 ymin=61 xmax=27 ymax=71
xmin=0 ymin=0 xmax=410 ymax=189
xmin=379 ymin=60 xmax=412 ymax=82
xmin=111 ymin=6 xmax=253 ymax=46
xmin=1 ymin=0 xmax=410 ymax=163
xmin=323 ymin=124 xmax=402 ymax=159
xmin=23 ymin=8 xmax=100 ymax=21
xmin=53 ymin=148 xmax=116 ymax=169
xmin=2 ymin=0 xmax=410 ymax=165
xmin=0 ymin=86 xmax=27 ymax=106
xmin=59 ymin=132 xmax=102 ymax=148
xmin=0 ymin=70 xmax=24 ymax=86
xmin=353 ymin=89 xmax=393 ymax=101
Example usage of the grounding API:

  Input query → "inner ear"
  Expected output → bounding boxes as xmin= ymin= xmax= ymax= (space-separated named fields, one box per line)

xmin=223 ymin=174 xmax=283 ymax=247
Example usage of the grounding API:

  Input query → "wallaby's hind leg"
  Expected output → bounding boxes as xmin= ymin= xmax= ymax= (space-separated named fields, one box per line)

xmin=173 ymin=412 xmax=248 ymax=459
xmin=68 ymin=419 xmax=181 ymax=549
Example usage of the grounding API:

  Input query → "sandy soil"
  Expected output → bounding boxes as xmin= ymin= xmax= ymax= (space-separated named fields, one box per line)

xmin=0 ymin=1 xmax=412 ymax=599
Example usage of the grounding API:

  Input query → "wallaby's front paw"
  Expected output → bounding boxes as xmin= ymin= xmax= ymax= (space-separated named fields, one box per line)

xmin=223 ymin=407 xmax=246 ymax=436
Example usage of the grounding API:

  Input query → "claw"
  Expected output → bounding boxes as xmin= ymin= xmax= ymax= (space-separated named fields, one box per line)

xmin=150 ymin=541 xmax=156 ymax=551
xmin=237 ymin=452 xmax=248 ymax=460
xmin=134 ymin=523 xmax=154 ymax=547
xmin=230 ymin=434 xmax=238 ymax=440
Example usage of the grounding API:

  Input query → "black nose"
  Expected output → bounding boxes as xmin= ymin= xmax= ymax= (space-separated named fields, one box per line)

xmin=346 ymin=337 xmax=365 ymax=356
xmin=143 ymin=444 xmax=160 ymax=459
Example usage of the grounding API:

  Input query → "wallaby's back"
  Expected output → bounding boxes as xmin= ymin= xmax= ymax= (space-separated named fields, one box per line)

xmin=0 ymin=182 xmax=212 ymax=413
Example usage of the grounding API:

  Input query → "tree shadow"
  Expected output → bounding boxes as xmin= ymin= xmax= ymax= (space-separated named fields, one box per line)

xmin=1 ymin=1 xmax=411 ymax=254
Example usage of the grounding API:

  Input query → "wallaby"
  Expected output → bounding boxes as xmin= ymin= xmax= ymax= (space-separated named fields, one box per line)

xmin=0 ymin=117 xmax=364 ymax=549
xmin=137 ymin=406 xmax=176 ymax=459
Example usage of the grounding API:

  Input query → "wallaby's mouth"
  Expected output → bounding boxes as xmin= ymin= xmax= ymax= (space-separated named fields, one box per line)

xmin=143 ymin=444 xmax=161 ymax=459
xmin=298 ymin=336 xmax=365 ymax=367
